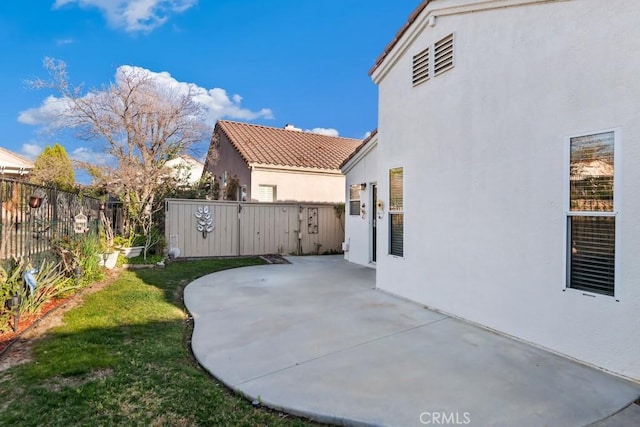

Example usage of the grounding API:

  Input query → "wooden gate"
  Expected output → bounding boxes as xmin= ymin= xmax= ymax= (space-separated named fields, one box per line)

xmin=164 ymin=199 xmax=344 ymax=258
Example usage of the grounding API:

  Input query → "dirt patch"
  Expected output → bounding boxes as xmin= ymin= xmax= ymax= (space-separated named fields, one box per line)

xmin=42 ymin=368 xmax=114 ymax=392
xmin=0 ymin=270 xmax=120 ymax=372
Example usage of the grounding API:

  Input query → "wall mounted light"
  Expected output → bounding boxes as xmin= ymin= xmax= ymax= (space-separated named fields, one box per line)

xmin=360 ymin=183 xmax=367 ymax=190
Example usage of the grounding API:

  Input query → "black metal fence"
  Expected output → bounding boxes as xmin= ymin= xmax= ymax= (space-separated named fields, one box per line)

xmin=0 ymin=178 xmax=102 ymax=262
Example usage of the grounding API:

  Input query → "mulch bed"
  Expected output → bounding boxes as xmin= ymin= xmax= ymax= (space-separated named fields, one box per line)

xmin=0 ymin=296 xmax=72 ymax=354
xmin=0 ymin=270 xmax=119 ymax=357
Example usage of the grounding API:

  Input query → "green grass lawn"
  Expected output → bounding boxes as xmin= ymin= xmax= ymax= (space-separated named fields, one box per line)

xmin=0 ymin=258 xmax=320 ymax=426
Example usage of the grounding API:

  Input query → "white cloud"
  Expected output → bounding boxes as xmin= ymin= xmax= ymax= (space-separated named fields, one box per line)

xmin=53 ymin=0 xmax=197 ymax=33
xmin=305 ymin=127 xmax=340 ymax=137
xmin=18 ymin=65 xmax=272 ymax=128
xmin=71 ymin=147 xmax=111 ymax=165
xmin=56 ymin=38 xmax=75 ymax=46
xmin=363 ymin=131 xmax=372 ymax=139
xmin=21 ymin=143 xmax=44 ymax=159
xmin=18 ymin=95 xmax=72 ymax=125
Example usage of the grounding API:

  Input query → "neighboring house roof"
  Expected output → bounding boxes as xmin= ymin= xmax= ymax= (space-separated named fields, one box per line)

xmin=369 ymin=1 xmax=432 ymax=76
xmin=215 ymin=120 xmax=362 ymax=171
xmin=340 ymin=129 xmax=378 ymax=170
xmin=0 ymin=147 xmax=34 ymax=176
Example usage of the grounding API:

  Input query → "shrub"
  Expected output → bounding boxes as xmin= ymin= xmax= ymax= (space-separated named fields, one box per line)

xmin=0 ymin=262 xmax=24 ymax=334
xmin=0 ymin=257 xmax=83 ymax=333
xmin=51 ymin=233 xmax=103 ymax=285
xmin=22 ymin=259 xmax=78 ymax=315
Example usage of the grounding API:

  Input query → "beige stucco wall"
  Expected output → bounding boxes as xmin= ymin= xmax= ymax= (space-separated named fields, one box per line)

xmin=250 ymin=167 xmax=346 ymax=203
xmin=204 ymin=132 xmax=252 ymax=199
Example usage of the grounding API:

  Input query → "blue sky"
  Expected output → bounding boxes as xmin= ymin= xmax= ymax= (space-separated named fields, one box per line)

xmin=0 ymin=0 xmax=417 ymax=173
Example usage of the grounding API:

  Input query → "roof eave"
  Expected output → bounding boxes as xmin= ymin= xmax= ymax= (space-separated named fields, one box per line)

xmin=249 ymin=163 xmax=344 ymax=175
xmin=369 ymin=0 xmax=433 ymax=77
xmin=341 ymin=131 xmax=378 ymax=174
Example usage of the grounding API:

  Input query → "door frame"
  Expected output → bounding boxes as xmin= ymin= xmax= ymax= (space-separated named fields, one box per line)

xmin=370 ymin=182 xmax=377 ymax=263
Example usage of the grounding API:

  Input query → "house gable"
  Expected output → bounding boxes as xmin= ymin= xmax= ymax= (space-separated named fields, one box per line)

xmin=204 ymin=120 xmax=364 ymax=203
xmin=371 ymin=0 xmax=640 ymax=381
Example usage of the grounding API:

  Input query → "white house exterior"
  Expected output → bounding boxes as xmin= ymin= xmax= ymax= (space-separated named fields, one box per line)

xmin=341 ymin=131 xmax=378 ymax=267
xmin=166 ymin=154 xmax=204 ymax=185
xmin=365 ymin=0 xmax=640 ymax=381
xmin=0 ymin=147 xmax=34 ymax=179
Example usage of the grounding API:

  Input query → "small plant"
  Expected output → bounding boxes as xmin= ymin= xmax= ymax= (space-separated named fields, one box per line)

xmin=22 ymin=259 xmax=77 ymax=315
xmin=113 ymin=232 xmax=145 ymax=248
xmin=0 ymin=262 xmax=23 ymax=334
xmin=100 ymin=211 xmax=115 ymax=253
xmin=0 ymin=257 xmax=77 ymax=332
xmin=51 ymin=233 xmax=103 ymax=285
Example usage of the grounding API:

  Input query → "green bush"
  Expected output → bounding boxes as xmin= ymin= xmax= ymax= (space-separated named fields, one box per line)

xmin=0 ymin=258 xmax=78 ymax=333
xmin=21 ymin=259 xmax=78 ymax=315
xmin=1 ymin=232 xmax=105 ymax=333
xmin=0 ymin=261 xmax=24 ymax=334
xmin=51 ymin=233 xmax=103 ymax=285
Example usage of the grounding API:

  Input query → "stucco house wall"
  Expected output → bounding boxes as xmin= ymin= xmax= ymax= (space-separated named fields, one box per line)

xmin=342 ymin=137 xmax=378 ymax=267
xmin=372 ymin=0 xmax=640 ymax=380
xmin=0 ymin=147 xmax=34 ymax=179
xmin=204 ymin=131 xmax=252 ymax=199
xmin=250 ymin=167 xmax=345 ymax=203
xmin=204 ymin=120 xmax=362 ymax=203
xmin=166 ymin=155 xmax=205 ymax=185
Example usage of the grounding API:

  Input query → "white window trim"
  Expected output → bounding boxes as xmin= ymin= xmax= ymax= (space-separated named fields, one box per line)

xmin=562 ymin=127 xmax=621 ymax=299
xmin=388 ymin=167 xmax=404 ymax=258
xmin=349 ymin=184 xmax=361 ymax=216
xmin=258 ymin=184 xmax=277 ymax=203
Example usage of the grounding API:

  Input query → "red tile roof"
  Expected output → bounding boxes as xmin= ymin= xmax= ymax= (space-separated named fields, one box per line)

xmin=340 ymin=129 xmax=377 ymax=169
xmin=216 ymin=120 xmax=363 ymax=171
xmin=369 ymin=1 xmax=432 ymax=76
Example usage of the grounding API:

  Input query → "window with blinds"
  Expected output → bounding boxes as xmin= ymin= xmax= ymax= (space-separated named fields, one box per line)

xmin=567 ymin=131 xmax=616 ymax=296
xmin=349 ymin=184 xmax=361 ymax=216
xmin=389 ymin=168 xmax=403 ymax=257
xmin=258 ymin=185 xmax=276 ymax=203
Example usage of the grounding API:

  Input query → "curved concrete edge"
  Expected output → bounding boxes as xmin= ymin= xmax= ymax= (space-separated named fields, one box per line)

xmin=588 ymin=402 xmax=640 ymax=427
xmin=184 ymin=256 xmax=640 ymax=427
xmin=188 ymin=342 xmax=357 ymax=426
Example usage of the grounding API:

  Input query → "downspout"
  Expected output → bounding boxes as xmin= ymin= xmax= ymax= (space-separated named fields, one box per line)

xmin=237 ymin=202 xmax=242 ymax=256
xmin=297 ymin=205 xmax=303 ymax=255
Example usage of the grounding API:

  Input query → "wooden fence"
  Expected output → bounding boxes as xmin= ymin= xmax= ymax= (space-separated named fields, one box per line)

xmin=164 ymin=199 xmax=345 ymax=258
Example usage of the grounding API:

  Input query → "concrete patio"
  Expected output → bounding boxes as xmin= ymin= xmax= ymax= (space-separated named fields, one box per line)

xmin=184 ymin=256 xmax=640 ymax=427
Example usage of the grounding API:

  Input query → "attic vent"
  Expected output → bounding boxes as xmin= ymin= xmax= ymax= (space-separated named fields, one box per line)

xmin=412 ymin=47 xmax=430 ymax=86
xmin=434 ymin=33 xmax=454 ymax=76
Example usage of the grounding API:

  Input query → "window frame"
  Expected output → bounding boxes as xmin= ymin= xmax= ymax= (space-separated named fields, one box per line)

xmin=564 ymin=128 xmax=620 ymax=298
xmin=389 ymin=167 xmax=404 ymax=258
xmin=258 ymin=184 xmax=277 ymax=203
xmin=349 ymin=184 xmax=361 ymax=216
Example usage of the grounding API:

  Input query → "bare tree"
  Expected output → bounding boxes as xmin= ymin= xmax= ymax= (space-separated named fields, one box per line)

xmin=29 ymin=58 xmax=210 ymax=240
